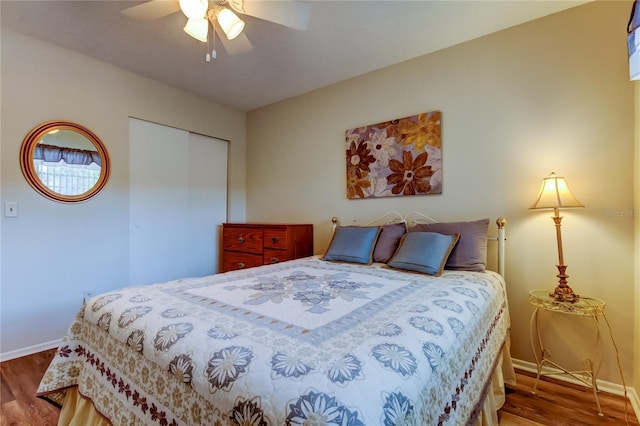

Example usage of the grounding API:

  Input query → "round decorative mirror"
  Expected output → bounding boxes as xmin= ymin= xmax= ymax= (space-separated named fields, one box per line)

xmin=20 ymin=121 xmax=110 ymax=203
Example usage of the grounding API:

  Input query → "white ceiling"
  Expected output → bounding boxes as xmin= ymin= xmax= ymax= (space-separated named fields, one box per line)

xmin=0 ymin=0 xmax=589 ymax=111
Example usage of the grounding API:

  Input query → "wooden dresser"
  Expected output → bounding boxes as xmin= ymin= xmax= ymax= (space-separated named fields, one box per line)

xmin=221 ymin=223 xmax=313 ymax=272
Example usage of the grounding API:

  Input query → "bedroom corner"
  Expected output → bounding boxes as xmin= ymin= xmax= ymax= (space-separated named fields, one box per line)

xmin=0 ymin=29 xmax=248 ymax=360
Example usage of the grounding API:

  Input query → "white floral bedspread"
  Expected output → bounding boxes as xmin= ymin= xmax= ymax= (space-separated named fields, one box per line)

xmin=37 ymin=257 xmax=510 ymax=425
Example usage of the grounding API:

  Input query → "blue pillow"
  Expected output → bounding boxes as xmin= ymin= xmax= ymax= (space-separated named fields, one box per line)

xmin=323 ymin=226 xmax=381 ymax=264
xmin=387 ymin=232 xmax=460 ymax=276
xmin=409 ymin=219 xmax=489 ymax=271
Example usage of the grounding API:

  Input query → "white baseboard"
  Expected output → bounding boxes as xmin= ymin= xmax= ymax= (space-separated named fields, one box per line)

xmin=0 ymin=339 xmax=62 ymax=362
xmin=512 ymin=358 xmax=640 ymax=423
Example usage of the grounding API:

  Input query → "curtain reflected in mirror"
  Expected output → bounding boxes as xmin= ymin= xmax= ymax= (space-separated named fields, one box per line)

xmin=20 ymin=121 xmax=110 ymax=203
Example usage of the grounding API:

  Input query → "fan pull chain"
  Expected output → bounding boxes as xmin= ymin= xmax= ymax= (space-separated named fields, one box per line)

xmin=206 ymin=22 xmax=217 ymax=63
xmin=205 ymin=22 xmax=211 ymax=62
xmin=212 ymin=23 xmax=217 ymax=60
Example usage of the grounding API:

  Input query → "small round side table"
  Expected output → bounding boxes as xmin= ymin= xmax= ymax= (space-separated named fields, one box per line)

xmin=528 ymin=289 xmax=606 ymax=416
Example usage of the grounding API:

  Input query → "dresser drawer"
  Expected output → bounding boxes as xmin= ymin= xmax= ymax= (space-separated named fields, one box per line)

xmin=263 ymin=249 xmax=291 ymax=265
xmin=222 ymin=227 xmax=263 ymax=254
xmin=263 ymin=228 xmax=288 ymax=250
xmin=221 ymin=223 xmax=313 ymax=273
xmin=222 ymin=252 xmax=263 ymax=272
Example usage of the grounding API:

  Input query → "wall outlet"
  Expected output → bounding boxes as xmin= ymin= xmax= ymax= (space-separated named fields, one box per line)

xmin=4 ymin=202 xmax=18 ymax=217
xmin=83 ymin=290 xmax=95 ymax=304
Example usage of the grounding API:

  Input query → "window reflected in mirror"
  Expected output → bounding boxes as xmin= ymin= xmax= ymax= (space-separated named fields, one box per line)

xmin=34 ymin=130 xmax=102 ymax=195
xmin=20 ymin=121 xmax=110 ymax=203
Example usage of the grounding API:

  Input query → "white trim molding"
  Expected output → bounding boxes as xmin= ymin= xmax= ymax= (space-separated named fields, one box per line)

xmin=512 ymin=358 xmax=640 ymax=423
xmin=0 ymin=339 xmax=62 ymax=363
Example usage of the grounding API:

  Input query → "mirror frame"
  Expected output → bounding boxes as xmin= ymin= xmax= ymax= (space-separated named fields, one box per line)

xmin=20 ymin=120 xmax=111 ymax=203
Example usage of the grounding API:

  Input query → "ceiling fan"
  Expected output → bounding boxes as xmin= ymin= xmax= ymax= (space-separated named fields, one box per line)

xmin=121 ymin=0 xmax=311 ymax=58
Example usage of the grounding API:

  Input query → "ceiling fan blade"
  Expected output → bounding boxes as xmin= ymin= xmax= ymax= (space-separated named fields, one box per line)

xmin=228 ymin=0 xmax=311 ymax=31
xmin=213 ymin=24 xmax=254 ymax=55
xmin=120 ymin=0 xmax=181 ymax=21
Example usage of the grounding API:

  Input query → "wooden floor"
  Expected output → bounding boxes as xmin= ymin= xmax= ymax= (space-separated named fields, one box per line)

xmin=1 ymin=349 xmax=59 ymax=425
xmin=499 ymin=369 xmax=638 ymax=426
xmin=0 ymin=349 xmax=637 ymax=425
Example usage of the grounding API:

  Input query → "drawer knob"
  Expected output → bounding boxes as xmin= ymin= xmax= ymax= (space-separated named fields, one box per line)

xmin=237 ymin=262 xmax=246 ymax=269
xmin=271 ymin=237 xmax=280 ymax=243
xmin=269 ymin=257 xmax=279 ymax=264
xmin=237 ymin=237 xmax=245 ymax=243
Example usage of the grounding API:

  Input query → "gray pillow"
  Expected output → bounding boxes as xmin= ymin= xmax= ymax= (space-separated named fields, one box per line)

xmin=387 ymin=232 xmax=460 ymax=276
xmin=409 ymin=218 xmax=490 ymax=271
xmin=373 ymin=222 xmax=407 ymax=263
xmin=323 ymin=226 xmax=381 ymax=264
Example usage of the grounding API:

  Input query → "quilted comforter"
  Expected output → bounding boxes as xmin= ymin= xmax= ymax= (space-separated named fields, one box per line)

xmin=37 ymin=256 xmax=510 ymax=425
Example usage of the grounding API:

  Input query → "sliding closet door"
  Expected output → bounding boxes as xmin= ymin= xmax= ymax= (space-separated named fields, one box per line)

xmin=129 ymin=118 xmax=227 ymax=285
xmin=187 ymin=132 xmax=228 ymax=277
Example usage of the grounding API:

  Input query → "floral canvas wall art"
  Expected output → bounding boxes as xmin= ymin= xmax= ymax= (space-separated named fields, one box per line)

xmin=346 ymin=111 xmax=442 ymax=199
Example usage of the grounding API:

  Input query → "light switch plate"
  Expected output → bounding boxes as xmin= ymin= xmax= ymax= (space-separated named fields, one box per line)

xmin=4 ymin=202 xmax=18 ymax=217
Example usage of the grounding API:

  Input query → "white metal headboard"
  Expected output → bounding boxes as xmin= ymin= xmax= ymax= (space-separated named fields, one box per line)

xmin=330 ymin=213 xmax=507 ymax=277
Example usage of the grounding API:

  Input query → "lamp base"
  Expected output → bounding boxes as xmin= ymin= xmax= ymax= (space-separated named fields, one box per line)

xmin=549 ymin=285 xmax=579 ymax=302
xmin=549 ymin=264 xmax=579 ymax=302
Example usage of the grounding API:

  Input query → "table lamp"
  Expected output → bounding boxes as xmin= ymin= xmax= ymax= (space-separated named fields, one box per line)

xmin=530 ymin=172 xmax=584 ymax=301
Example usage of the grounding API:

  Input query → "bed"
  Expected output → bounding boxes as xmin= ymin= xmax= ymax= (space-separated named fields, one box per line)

xmin=37 ymin=213 xmax=515 ymax=425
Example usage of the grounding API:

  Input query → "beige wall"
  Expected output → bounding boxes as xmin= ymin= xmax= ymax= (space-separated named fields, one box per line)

xmin=247 ymin=0 xmax=636 ymax=390
xmin=0 ymin=29 xmax=247 ymax=356
xmin=634 ymin=80 xmax=640 ymax=395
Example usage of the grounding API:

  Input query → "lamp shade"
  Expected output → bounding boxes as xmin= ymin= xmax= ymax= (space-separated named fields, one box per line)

xmin=629 ymin=0 xmax=640 ymax=80
xmin=530 ymin=172 xmax=584 ymax=210
xmin=183 ymin=18 xmax=208 ymax=42
xmin=218 ymin=8 xmax=245 ymax=40
xmin=179 ymin=0 xmax=208 ymax=20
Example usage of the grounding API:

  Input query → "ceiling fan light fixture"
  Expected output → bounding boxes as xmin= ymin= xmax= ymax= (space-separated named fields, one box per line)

xmin=184 ymin=17 xmax=209 ymax=42
xmin=179 ymin=0 xmax=208 ymax=19
xmin=217 ymin=8 xmax=245 ymax=40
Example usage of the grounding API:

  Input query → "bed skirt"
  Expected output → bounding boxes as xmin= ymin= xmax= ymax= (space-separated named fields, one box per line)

xmin=55 ymin=338 xmax=515 ymax=426
xmin=473 ymin=338 xmax=516 ymax=426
